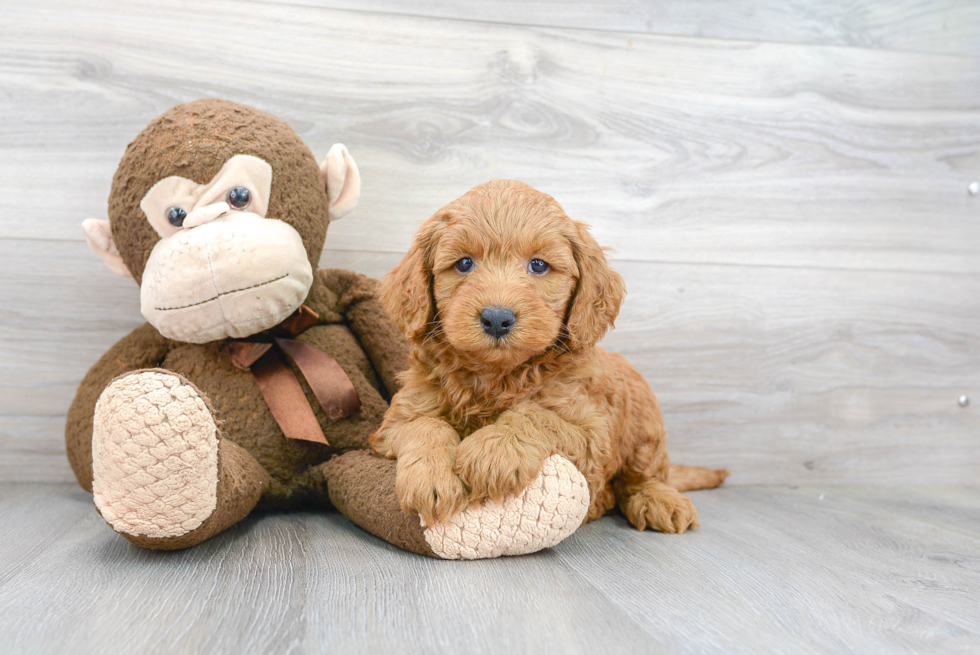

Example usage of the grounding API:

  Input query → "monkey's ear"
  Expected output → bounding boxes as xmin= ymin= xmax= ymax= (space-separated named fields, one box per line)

xmin=82 ymin=218 xmax=133 ymax=278
xmin=320 ymin=144 xmax=361 ymax=221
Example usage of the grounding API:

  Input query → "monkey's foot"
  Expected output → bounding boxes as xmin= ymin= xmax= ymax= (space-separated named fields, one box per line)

xmin=92 ymin=369 xmax=269 ymax=549
xmin=93 ymin=369 xmax=219 ymax=540
xmin=422 ymin=454 xmax=590 ymax=560
xmin=319 ymin=452 xmax=588 ymax=559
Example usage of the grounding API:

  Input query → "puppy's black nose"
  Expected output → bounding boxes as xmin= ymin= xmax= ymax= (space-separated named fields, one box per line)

xmin=480 ymin=306 xmax=516 ymax=339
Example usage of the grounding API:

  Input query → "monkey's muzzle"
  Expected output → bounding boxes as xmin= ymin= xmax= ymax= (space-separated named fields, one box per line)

xmin=140 ymin=214 xmax=314 ymax=344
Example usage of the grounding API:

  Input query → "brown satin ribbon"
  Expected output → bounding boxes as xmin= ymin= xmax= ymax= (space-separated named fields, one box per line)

xmin=275 ymin=338 xmax=360 ymax=421
xmin=278 ymin=303 xmax=320 ymax=337
xmin=251 ymin=347 xmax=330 ymax=445
xmin=224 ymin=305 xmax=361 ymax=446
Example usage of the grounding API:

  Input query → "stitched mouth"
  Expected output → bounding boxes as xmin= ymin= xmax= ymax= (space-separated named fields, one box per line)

xmin=154 ymin=274 xmax=289 ymax=311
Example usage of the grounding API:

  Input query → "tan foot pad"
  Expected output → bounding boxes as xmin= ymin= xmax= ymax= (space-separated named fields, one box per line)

xmin=422 ymin=455 xmax=589 ymax=560
xmin=92 ymin=370 xmax=218 ymax=539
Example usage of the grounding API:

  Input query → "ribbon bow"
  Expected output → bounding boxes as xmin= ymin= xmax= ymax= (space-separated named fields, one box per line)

xmin=224 ymin=305 xmax=360 ymax=445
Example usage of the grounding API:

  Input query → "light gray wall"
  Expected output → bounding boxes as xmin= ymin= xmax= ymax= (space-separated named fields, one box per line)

xmin=1 ymin=0 xmax=977 ymax=484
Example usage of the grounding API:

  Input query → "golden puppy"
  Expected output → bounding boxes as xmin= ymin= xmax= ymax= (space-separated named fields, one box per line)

xmin=371 ymin=180 xmax=726 ymax=532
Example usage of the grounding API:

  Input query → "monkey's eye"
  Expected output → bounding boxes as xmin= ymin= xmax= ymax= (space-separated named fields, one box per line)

xmin=454 ymin=257 xmax=475 ymax=273
xmin=166 ymin=207 xmax=187 ymax=227
xmin=528 ymin=259 xmax=550 ymax=275
xmin=226 ymin=186 xmax=251 ymax=209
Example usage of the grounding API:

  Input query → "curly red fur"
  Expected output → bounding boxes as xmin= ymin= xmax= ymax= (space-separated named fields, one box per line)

xmin=372 ymin=180 xmax=726 ymax=531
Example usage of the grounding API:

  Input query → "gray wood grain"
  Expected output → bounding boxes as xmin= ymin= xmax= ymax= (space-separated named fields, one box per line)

xmin=273 ymin=0 xmax=980 ymax=57
xmin=1 ymin=483 xmax=978 ymax=654
xmin=1 ymin=0 xmax=978 ymax=485
xmin=555 ymin=486 xmax=980 ymax=654
xmin=830 ymin=486 xmax=980 ymax=536
xmin=4 ymin=238 xmax=976 ymax=484
xmin=2 ymin=1 xmax=978 ymax=274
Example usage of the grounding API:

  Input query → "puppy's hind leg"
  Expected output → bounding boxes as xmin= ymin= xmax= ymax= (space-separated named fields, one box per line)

xmin=615 ymin=478 xmax=698 ymax=534
xmin=613 ymin=436 xmax=698 ymax=534
xmin=607 ymin=355 xmax=700 ymax=533
xmin=667 ymin=464 xmax=728 ymax=492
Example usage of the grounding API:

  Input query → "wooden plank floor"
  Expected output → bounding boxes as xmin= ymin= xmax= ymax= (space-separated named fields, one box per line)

xmin=1 ymin=483 xmax=978 ymax=654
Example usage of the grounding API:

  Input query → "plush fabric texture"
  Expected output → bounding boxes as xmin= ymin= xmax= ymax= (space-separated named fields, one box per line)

xmin=320 ymin=450 xmax=588 ymax=559
xmin=135 ymin=152 xmax=316 ymax=343
xmin=69 ymin=268 xmax=413 ymax=549
xmin=108 ymin=99 xmax=329 ymax=283
xmin=139 ymin=155 xmax=273 ymax=238
xmin=319 ymin=450 xmax=437 ymax=557
xmin=123 ymin=423 xmax=273 ymax=551
xmin=82 ymin=218 xmax=132 ymax=277
xmin=67 ymin=270 xmax=407 ymax=510
xmin=67 ymin=99 xmax=419 ymax=550
xmin=93 ymin=370 xmax=220 ymax=539
xmin=67 ymin=324 xmax=171 ymax=492
xmin=321 ymin=144 xmax=360 ymax=221
xmin=141 ymin=215 xmax=314 ymax=343
xmin=421 ymin=454 xmax=589 ymax=560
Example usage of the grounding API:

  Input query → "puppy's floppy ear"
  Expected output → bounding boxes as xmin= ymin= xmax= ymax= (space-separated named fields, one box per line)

xmin=564 ymin=220 xmax=626 ymax=351
xmin=379 ymin=215 xmax=443 ymax=342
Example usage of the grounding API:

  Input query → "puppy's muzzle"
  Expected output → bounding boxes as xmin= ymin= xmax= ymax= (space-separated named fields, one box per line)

xmin=480 ymin=306 xmax=516 ymax=339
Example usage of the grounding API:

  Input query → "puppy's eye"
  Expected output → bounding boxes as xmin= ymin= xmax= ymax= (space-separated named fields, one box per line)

xmin=528 ymin=259 xmax=550 ymax=275
xmin=226 ymin=186 xmax=251 ymax=209
xmin=166 ymin=207 xmax=187 ymax=227
xmin=455 ymin=257 xmax=475 ymax=273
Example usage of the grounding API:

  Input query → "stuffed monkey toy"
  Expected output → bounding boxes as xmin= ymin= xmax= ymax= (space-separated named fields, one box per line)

xmin=68 ymin=99 xmax=589 ymax=558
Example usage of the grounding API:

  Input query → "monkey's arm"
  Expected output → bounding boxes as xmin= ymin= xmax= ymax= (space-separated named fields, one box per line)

xmin=65 ymin=322 xmax=171 ymax=492
xmin=319 ymin=268 xmax=409 ymax=400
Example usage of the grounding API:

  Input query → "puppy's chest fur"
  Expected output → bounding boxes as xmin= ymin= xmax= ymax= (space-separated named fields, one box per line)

xmin=431 ymin=355 xmax=609 ymax=438
xmin=437 ymin=381 xmax=534 ymax=437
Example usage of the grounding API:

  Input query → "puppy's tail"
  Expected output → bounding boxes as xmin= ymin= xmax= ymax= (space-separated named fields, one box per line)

xmin=668 ymin=465 xmax=728 ymax=492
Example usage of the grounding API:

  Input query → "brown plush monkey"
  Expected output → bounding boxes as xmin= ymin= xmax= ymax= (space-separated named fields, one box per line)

xmin=69 ymin=99 xmax=588 ymax=557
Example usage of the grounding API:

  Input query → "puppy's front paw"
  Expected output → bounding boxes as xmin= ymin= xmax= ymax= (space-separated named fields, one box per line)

xmin=395 ymin=450 xmax=468 ymax=526
xmin=455 ymin=425 xmax=549 ymax=503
